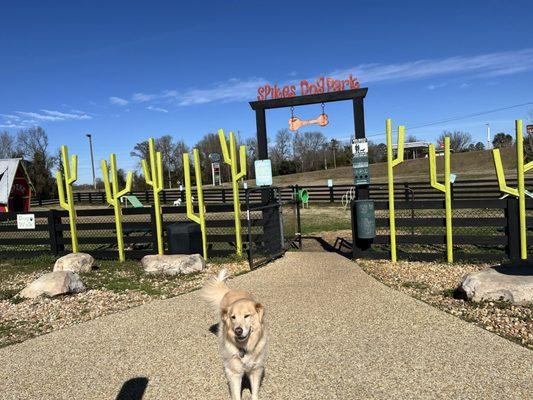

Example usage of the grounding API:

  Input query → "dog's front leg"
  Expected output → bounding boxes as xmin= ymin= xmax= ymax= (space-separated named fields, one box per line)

xmin=248 ymin=367 xmax=264 ymax=400
xmin=225 ymin=368 xmax=243 ymax=400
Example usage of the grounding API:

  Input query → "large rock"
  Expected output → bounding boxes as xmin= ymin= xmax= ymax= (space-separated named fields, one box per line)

xmin=53 ymin=253 xmax=94 ymax=273
xmin=457 ymin=263 xmax=533 ymax=305
xmin=141 ymin=254 xmax=206 ymax=276
xmin=19 ymin=271 xmax=86 ymax=299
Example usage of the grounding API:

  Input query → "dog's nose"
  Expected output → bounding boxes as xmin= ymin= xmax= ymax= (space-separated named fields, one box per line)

xmin=234 ymin=327 xmax=243 ymax=336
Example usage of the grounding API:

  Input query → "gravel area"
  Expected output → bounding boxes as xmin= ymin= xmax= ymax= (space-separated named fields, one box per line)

xmin=358 ymin=259 xmax=533 ymax=349
xmin=0 ymin=258 xmax=248 ymax=348
xmin=0 ymin=252 xmax=531 ymax=399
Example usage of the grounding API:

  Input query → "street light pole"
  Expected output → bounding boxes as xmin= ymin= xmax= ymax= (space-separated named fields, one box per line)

xmin=486 ymin=123 xmax=491 ymax=150
xmin=86 ymin=134 xmax=96 ymax=190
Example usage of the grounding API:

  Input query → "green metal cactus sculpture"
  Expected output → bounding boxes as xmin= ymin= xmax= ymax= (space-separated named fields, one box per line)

xmin=218 ymin=129 xmax=247 ymax=256
xmin=183 ymin=149 xmax=207 ymax=260
xmin=101 ymin=154 xmax=133 ymax=262
xmin=386 ymin=118 xmax=405 ymax=262
xmin=492 ymin=119 xmax=531 ymax=260
xmin=142 ymin=138 xmax=164 ymax=255
xmin=56 ymin=145 xmax=79 ymax=253
xmin=429 ymin=136 xmax=453 ymax=263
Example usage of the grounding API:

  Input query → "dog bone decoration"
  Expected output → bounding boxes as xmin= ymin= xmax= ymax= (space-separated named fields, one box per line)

xmin=288 ymin=113 xmax=329 ymax=132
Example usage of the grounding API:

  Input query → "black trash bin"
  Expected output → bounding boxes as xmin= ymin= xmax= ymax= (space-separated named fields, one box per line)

xmin=166 ymin=222 xmax=203 ymax=255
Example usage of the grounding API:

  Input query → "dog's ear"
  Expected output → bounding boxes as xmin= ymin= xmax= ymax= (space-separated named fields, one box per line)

xmin=221 ymin=307 xmax=228 ymax=321
xmin=255 ymin=303 xmax=264 ymax=322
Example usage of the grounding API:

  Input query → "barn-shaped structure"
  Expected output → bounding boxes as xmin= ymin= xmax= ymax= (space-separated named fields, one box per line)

xmin=0 ymin=159 xmax=33 ymax=213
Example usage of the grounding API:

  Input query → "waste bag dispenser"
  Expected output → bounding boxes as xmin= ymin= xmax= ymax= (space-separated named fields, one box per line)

xmin=167 ymin=222 xmax=203 ymax=255
xmin=354 ymin=199 xmax=375 ymax=239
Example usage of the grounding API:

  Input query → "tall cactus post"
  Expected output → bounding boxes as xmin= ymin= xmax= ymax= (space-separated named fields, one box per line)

xmin=429 ymin=136 xmax=453 ymax=263
xmin=492 ymin=119 xmax=531 ymax=260
xmin=141 ymin=138 xmax=164 ymax=255
xmin=218 ymin=129 xmax=247 ymax=256
xmin=101 ymin=154 xmax=133 ymax=262
xmin=386 ymin=118 xmax=405 ymax=262
xmin=56 ymin=145 xmax=79 ymax=253
xmin=183 ymin=149 xmax=208 ymax=260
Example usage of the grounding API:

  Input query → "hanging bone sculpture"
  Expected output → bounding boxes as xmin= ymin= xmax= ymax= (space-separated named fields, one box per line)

xmin=288 ymin=113 xmax=329 ymax=131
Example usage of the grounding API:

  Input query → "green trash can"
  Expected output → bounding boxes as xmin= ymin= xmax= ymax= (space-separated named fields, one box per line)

xmin=355 ymin=199 xmax=375 ymax=239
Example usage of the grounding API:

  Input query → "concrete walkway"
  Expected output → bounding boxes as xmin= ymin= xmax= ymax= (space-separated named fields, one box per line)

xmin=1 ymin=252 xmax=531 ymax=399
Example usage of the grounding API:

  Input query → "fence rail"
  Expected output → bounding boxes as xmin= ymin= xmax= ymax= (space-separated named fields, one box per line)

xmin=0 ymin=203 xmax=271 ymax=260
xmin=32 ymin=178 xmax=533 ymax=207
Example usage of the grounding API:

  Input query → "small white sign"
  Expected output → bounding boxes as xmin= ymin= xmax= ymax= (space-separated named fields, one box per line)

xmin=254 ymin=159 xmax=273 ymax=186
xmin=243 ymin=182 xmax=248 ymax=189
xmin=327 ymin=179 xmax=333 ymax=187
xmin=450 ymin=173 xmax=457 ymax=184
xmin=17 ymin=214 xmax=35 ymax=230
xmin=352 ymin=139 xmax=368 ymax=156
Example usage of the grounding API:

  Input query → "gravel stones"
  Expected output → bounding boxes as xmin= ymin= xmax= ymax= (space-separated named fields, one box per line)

xmin=141 ymin=254 xmax=206 ymax=275
xmin=53 ymin=253 xmax=94 ymax=273
xmin=18 ymin=271 xmax=86 ymax=299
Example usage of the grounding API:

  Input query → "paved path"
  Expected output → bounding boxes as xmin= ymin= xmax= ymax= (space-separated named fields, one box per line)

xmin=1 ymin=252 xmax=532 ymax=399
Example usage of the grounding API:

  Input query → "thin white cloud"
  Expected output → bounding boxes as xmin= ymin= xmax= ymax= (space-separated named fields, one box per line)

xmin=146 ymin=106 xmax=168 ymax=113
xmin=426 ymin=83 xmax=447 ymax=91
xmin=170 ymin=48 xmax=533 ymax=106
xmin=109 ymin=96 xmax=129 ymax=106
xmin=12 ymin=109 xmax=92 ymax=122
xmin=132 ymin=90 xmax=177 ymax=103
xmin=178 ymin=77 xmax=266 ymax=106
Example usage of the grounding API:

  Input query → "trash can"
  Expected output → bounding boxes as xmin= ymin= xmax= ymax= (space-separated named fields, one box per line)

xmin=355 ymin=200 xmax=375 ymax=239
xmin=167 ymin=222 xmax=203 ymax=255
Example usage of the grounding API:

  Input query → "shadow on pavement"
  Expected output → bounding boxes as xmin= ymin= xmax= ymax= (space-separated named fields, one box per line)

xmin=115 ymin=377 xmax=149 ymax=400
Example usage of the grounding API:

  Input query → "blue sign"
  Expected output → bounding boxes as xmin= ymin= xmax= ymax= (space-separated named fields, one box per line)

xmin=254 ymin=159 xmax=272 ymax=186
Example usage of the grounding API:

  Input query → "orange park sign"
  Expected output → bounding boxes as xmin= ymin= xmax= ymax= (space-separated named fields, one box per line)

xmin=257 ymin=75 xmax=360 ymax=101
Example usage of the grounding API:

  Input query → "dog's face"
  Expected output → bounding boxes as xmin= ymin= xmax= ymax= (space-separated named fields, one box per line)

xmin=222 ymin=299 xmax=264 ymax=343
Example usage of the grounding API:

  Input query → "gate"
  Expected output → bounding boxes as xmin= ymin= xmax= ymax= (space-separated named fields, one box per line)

xmin=245 ymin=187 xmax=301 ymax=269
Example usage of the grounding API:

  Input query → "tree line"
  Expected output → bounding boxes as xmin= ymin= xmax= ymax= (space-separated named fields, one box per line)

xmin=1 ymin=121 xmax=532 ymax=199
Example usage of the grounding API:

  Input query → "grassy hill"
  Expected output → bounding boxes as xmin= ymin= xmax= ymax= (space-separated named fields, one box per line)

xmin=247 ymin=146 xmax=517 ymax=186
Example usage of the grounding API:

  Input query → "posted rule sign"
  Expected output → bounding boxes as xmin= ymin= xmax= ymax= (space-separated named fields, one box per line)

xmin=255 ymin=160 xmax=273 ymax=186
xmin=17 ymin=214 xmax=35 ymax=230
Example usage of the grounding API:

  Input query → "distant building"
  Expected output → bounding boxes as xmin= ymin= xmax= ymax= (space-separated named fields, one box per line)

xmin=392 ymin=141 xmax=448 ymax=159
xmin=0 ymin=159 xmax=33 ymax=213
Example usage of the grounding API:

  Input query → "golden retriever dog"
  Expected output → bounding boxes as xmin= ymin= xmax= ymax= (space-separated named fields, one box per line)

xmin=201 ymin=269 xmax=268 ymax=400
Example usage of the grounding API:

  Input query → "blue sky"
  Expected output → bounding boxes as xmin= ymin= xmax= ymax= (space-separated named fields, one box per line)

xmin=1 ymin=0 xmax=533 ymax=183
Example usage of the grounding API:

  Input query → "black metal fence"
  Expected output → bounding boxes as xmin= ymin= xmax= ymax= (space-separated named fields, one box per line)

xmin=32 ymin=178 xmax=533 ymax=208
xmin=0 ymin=203 xmax=279 ymax=261
xmin=356 ymin=197 xmax=532 ymax=263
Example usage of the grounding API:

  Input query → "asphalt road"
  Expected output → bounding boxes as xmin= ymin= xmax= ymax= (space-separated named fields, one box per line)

xmin=1 ymin=252 xmax=531 ymax=399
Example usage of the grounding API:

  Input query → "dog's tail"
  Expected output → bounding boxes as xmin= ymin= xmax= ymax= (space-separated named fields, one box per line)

xmin=200 ymin=269 xmax=230 ymax=311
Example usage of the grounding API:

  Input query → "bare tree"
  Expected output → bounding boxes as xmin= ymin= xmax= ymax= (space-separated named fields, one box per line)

xmin=0 ymin=131 xmax=17 ymax=158
xmin=437 ymin=131 xmax=472 ymax=152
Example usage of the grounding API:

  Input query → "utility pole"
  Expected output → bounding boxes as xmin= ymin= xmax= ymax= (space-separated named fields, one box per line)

xmin=86 ymin=133 xmax=96 ymax=190
xmin=486 ymin=123 xmax=491 ymax=150
xmin=331 ymin=139 xmax=337 ymax=168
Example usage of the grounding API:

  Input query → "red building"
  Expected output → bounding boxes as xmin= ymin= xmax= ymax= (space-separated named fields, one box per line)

xmin=0 ymin=159 xmax=33 ymax=213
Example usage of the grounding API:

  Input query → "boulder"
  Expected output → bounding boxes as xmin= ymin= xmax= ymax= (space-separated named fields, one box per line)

xmin=457 ymin=264 xmax=533 ymax=305
xmin=141 ymin=254 xmax=205 ymax=276
xmin=53 ymin=253 xmax=94 ymax=273
xmin=19 ymin=271 xmax=86 ymax=299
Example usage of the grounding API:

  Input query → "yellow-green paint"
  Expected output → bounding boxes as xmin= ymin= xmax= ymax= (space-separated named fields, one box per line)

xmin=142 ymin=138 xmax=164 ymax=255
xmin=56 ymin=145 xmax=78 ymax=253
xmin=492 ymin=119 xmax=530 ymax=259
xmin=386 ymin=118 xmax=405 ymax=262
xmin=429 ymin=137 xmax=453 ymax=263
xmin=183 ymin=149 xmax=208 ymax=260
xmin=218 ymin=129 xmax=247 ymax=256
xmin=101 ymin=154 xmax=133 ymax=262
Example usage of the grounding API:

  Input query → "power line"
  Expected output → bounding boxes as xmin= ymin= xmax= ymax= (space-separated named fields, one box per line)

xmin=364 ymin=101 xmax=533 ymax=140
